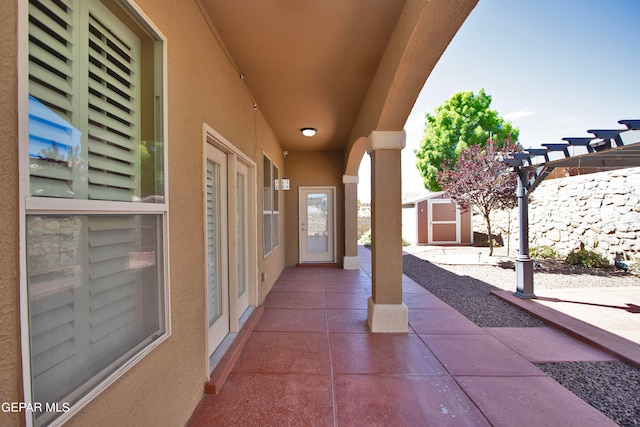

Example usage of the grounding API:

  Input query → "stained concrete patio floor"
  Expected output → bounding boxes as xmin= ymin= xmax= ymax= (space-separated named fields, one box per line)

xmin=186 ymin=246 xmax=633 ymax=426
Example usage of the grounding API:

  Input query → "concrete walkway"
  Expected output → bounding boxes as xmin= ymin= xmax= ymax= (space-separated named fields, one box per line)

xmin=403 ymin=244 xmax=640 ymax=367
xmin=188 ymin=246 xmax=618 ymax=426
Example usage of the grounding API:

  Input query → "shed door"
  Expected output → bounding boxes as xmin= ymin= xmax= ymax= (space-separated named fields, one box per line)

xmin=428 ymin=199 xmax=460 ymax=244
xmin=417 ymin=200 xmax=428 ymax=244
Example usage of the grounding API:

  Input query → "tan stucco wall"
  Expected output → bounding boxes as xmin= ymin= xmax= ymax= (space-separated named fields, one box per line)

xmin=1 ymin=0 xmax=286 ymax=425
xmin=284 ymin=151 xmax=345 ymax=267
xmin=0 ymin=1 xmax=24 ymax=426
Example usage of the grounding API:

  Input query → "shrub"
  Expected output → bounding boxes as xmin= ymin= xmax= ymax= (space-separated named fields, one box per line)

xmin=628 ymin=256 xmax=640 ymax=277
xmin=530 ymin=245 xmax=559 ymax=259
xmin=357 ymin=230 xmax=410 ymax=248
xmin=359 ymin=229 xmax=371 ymax=247
xmin=565 ymin=248 xmax=610 ymax=268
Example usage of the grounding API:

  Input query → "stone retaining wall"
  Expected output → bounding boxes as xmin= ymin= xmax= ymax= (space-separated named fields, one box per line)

xmin=473 ymin=167 xmax=640 ymax=261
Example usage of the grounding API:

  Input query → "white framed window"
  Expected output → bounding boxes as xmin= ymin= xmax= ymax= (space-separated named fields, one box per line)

xmin=262 ymin=154 xmax=279 ymax=256
xmin=21 ymin=0 xmax=168 ymax=425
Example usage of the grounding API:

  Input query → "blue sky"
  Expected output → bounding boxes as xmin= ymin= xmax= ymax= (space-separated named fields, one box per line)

xmin=359 ymin=0 xmax=640 ymax=200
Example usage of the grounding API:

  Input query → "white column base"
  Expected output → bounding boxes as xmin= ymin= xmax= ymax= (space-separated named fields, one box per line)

xmin=367 ymin=297 xmax=408 ymax=333
xmin=343 ymin=255 xmax=360 ymax=270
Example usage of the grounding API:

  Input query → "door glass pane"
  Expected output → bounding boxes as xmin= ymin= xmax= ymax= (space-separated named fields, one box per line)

xmin=236 ymin=173 xmax=246 ymax=297
xmin=206 ymin=160 xmax=222 ymax=325
xmin=307 ymin=193 xmax=328 ymax=252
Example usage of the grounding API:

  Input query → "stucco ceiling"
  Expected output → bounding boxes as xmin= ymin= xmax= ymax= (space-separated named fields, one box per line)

xmin=200 ymin=0 xmax=408 ymax=151
xmin=200 ymin=0 xmax=477 ymax=150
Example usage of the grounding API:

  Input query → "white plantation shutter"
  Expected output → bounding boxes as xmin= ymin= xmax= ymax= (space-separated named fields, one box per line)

xmin=207 ymin=160 xmax=222 ymax=324
xmin=28 ymin=0 xmax=80 ymax=198
xmin=87 ymin=8 xmax=140 ymax=201
xmin=236 ymin=172 xmax=246 ymax=297
xmin=87 ymin=215 xmax=141 ymax=350
xmin=28 ymin=214 xmax=160 ymax=413
xmin=28 ymin=0 xmax=141 ymax=201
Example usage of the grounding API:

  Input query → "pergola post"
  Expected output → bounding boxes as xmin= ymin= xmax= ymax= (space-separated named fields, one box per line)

xmin=515 ymin=169 xmax=535 ymax=298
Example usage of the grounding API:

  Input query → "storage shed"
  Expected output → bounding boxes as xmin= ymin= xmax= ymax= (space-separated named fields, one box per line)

xmin=402 ymin=192 xmax=473 ymax=245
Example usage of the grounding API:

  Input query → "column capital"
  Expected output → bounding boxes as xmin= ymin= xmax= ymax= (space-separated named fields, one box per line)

xmin=367 ymin=130 xmax=406 ymax=153
xmin=342 ymin=174 xmax=359 ymax=184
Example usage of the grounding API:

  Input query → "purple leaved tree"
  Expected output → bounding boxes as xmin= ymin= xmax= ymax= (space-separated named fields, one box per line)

xmin=436 ymin=139 xmax=519 ymax=256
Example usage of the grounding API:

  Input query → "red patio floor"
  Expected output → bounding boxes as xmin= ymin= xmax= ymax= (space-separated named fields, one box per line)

xmin=187 ymin=247 xmax=617 ymax=426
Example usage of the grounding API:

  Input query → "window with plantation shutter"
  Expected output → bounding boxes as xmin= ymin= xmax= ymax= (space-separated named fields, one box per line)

xmin=262 ymin=154 xmax=280 ymax=256
xmin=29 ymin=0 xmax=143 ymax=202
xmin=23 ymin=0 xmax=167 ymax=424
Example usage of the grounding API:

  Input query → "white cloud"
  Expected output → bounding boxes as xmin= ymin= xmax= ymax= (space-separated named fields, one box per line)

xmin=403 ymin=116 xmax=424 ymax=133
xmin=504 ymin=110 xmax=538 ymax=121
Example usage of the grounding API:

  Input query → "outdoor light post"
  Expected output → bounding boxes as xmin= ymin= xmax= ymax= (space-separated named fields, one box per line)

xmin=515 ymin=169 xmax=536 ymax=298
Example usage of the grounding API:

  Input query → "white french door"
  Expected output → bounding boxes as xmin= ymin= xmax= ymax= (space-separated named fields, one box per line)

xmin=299 ymin=187 xmax=335 ymax=263
xmin=203 ymin=126 xmax=257 ymax=371
xmin=206 ymin=145 xmax=229 ymax=356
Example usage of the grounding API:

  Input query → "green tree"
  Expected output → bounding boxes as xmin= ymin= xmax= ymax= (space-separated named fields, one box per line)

xmin=415 ymin=89 xmax=519 ymax=191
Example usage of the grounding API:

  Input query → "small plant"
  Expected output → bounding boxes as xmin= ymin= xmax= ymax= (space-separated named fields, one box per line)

xmin=358 ymin=230 xmax=410 ymax=248
xmin=630 ymin=256 xmax=640 ymax=277
xmin=530 ymin=245 xmax=559 ymax=259
xmin=565 ymin=248 xmax=610 ymax=268
xmin=359 ymin=229 xmax=372 ymax=247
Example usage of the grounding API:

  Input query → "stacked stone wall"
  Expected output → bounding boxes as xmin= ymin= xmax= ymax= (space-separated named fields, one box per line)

xmin=473 ymin=167 xmax=640 ymax=261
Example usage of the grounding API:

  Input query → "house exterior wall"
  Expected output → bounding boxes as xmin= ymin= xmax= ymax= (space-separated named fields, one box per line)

xmin=284 ymin=151 xmax=345 ymax=267
xmin=0 ymin=2 xmax=23 ymax=427
xmin=1 ymin=1 xmax=286 ymax=425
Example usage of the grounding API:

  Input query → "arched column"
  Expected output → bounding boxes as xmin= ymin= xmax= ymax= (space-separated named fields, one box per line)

xmin=367 ymin=130 xmax=408 ymax=332
xmin=343 ymin=174 xmax=360 ymax=270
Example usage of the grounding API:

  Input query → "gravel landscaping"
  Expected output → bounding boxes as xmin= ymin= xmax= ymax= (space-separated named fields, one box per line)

xmin=402 ymin=252 xmax=640 ymax=426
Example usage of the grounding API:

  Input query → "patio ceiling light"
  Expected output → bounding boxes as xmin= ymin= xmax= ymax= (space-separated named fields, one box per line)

xmin=301 ymin=127 xmax=317 ymax=137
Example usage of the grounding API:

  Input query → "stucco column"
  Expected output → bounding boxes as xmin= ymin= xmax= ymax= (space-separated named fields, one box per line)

xmin=343 ymin=174 xmax=360 ymax=270
xmin=367 ymin=130 xmax=408 ymax=332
